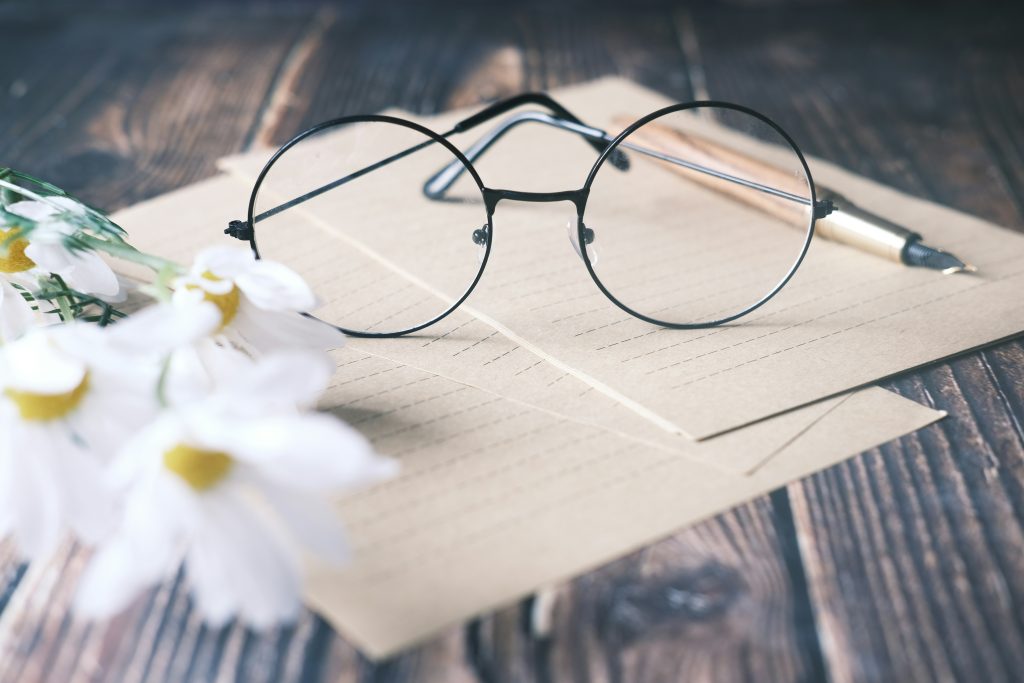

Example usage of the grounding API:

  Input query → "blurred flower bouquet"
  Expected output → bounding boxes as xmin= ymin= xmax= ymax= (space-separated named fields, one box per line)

xmin=0 ymin=168 xmax=396 ymax=628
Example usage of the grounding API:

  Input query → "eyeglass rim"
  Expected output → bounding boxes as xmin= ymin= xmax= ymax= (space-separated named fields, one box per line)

xmin=576 ymin=99 xmax=819 ymax=330
xmin=244 ymin=100 xmax=818 ymax=337
xmin=244 ymin=113 xmax=494 ymax=338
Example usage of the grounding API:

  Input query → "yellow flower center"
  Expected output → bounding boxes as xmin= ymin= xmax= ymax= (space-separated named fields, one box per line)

xmin=0 ymin=227 xmax=36 ymax=274
xmin=186 ymin=271 xmax=240 ymax=329
xmin=163 ymin=443 xmax=235 ymax=491
xmin=4 ymin=371 xmax=90 ymax=421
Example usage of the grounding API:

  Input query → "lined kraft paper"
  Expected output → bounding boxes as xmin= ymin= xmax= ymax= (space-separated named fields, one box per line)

xmin=114 ymin=173 xmax=871 ymax=476
xmin=312 ymin=348 xmax=940 ymax=657
xmin=110 ymin=173 xmax=944 ymax=657
xmin=218 ymin=77 xmax=1024 ymax=439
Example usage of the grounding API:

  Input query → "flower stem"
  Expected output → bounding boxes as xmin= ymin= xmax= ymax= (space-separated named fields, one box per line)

xmin=42 ymin=274 xmax=75 ymax=321
xmin=55 ymin=292 xmax=75 ymax=322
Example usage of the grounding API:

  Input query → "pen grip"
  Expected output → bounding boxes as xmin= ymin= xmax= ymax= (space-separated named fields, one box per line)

xmin=815 ymin=199 xmax=918 ymax=262
xmin=617 ymin=119 xmax=916 ymax=263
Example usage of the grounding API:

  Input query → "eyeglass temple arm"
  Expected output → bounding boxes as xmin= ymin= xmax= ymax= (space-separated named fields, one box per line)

xmin=444 ymin=92 xmax=622 ymax=155
xmin=241 ymin=137 xmax=437 ymax=229
xmin=423 ymin=92 xmax=631 ymax=199
xmin=426 ymin=112 xmax=816 ymax=210
xmin=424 ymin=110 xmax=629 ymax=199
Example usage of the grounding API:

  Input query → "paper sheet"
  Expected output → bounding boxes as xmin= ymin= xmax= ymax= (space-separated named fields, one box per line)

xmin=217 ymin=78 xmax=1024 ymax=439
xmin=103 ymin=78 xmax=961 ymax=656
xmin=111 ymin=174 xmax=850 ymax=476
xmin=109 ymin=169 xmax=943 ymax=658
xmin=311 ymin=348 xmax=940 ymax=657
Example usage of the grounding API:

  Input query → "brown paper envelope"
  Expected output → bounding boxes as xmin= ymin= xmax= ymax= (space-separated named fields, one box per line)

xmin=107 ymin=167 xmax=944 ymax=659
xmin=216 ymin=78 xmax=1024 ymax=440
xmin=310 ymin=347 xmax=942 ymax=658
xmin=113 ymin=174 xmax=851 ymax=475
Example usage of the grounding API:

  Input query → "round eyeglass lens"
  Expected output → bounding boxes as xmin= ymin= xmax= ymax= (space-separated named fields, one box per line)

xmin=250 ymin=118 xmax=489 ymax=335
xmin=582 ymin=104 xmax=813 ymax=326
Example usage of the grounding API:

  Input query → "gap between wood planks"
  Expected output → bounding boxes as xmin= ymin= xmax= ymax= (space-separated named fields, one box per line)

xmin=244 ymin=5 xmax=338 ymax=152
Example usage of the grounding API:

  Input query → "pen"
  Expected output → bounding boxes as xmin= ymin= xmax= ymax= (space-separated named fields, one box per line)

xmin=812 ymin=189 xmax=974 ymax=274
xmin=620 ymin=120 xmax=976 ymax=274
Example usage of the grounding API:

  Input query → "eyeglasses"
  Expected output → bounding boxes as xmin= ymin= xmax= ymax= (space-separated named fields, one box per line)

xmin=226 ymin=93 xmax=826 ymax=337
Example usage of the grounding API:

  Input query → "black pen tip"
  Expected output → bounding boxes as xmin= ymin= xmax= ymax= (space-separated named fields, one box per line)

xmin=903 ymin=240 xmax=976 ymax=274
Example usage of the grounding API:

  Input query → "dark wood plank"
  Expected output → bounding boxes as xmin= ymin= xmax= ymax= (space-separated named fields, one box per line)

xmin=0 ymin=5 xmax=311 ymax=209
xmin=456 ymin=506 xmax=822 ymax=683
xmin=543 ymin=503 xmax=821 ymax=682
xmin=684 ymin=4 xmax=1024 ymax=682
xmin=794 ymin=355 xmax=1024 ymax=682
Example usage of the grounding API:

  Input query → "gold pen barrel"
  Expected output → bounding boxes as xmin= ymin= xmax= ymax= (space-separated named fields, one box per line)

xmin=815 ymin=194 xmax=919 ymax=263
xmin=619 ymin=118 xmax=915 ymax=264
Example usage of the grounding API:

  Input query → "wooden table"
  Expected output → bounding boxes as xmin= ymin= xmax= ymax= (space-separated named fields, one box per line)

xmin=2 ymin=2 xmax=1022 ymax=681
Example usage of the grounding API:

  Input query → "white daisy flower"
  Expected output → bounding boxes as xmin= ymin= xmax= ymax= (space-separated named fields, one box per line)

xmin=3 ymin=197 xmax=120 ymax=297
xmin=168 ymin=247 xmax=343 ymax=354
xmin=75 ymin=348 xmax=395 ymax=629
xmin=0 ymin=325 xmax=159 ymax=560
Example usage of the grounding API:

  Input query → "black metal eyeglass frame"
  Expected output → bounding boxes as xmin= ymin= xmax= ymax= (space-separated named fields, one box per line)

xmin=226 ymin=93 xmax=828 ymax=338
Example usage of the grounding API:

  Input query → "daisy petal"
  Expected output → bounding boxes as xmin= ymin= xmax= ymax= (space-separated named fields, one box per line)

xmin=194 ymin=247 xmax=255 ymax=280
xmin=74 ymin=532 xmax=154 ymax=620
xmin=76 ymin=469 xmax=197 ymax=621
xmin=258 ymin=482 xmax=349 ymax=565
xmin=0 ymin=328 xmax=87 ymax=394
xmin=52 ymin=441 xmax=115 ymax=544
xmin=61 ymin=250 xmax=120 ymax=296
xmin=0 ymin=280 xmax=38 ymax=341
xmin=97 ymin=273 xmax=132 ymax=304
xmin=231 ymin=303 xmax=344 ymax=353
xmin=202 ymin=413 xmax=396 ymax=492
xmin=186 ymin=490 xmax=301 ymax=629
xmin=6 ymin=199 xmax=62 ymax=222
xmin=188 ymin=341 xmax=255 ymax=392
xmin=0 ymin=427 xmax=17 ymax=540
xmin=24 ymin=240 xmax=76 ymax=272
xmin=107 ymin=301 xmax=220 ymax=354
xmin=9 ymin=429 xmax=64 ymax=561
xmin=221 ymin=351 xmax=334 ymax=409
xmin=234 ymin=260 xmax=317 ymax=312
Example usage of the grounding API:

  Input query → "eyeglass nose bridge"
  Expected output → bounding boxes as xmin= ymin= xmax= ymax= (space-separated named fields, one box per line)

xmin=482 ymin=187 xmax=589 ymax=215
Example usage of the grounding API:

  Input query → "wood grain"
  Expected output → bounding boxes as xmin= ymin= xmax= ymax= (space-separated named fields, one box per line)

xmin=686 ymin=6 xmax=1024 ymax=682
xmin=1 ymin=3 xmax=1022 ymax=682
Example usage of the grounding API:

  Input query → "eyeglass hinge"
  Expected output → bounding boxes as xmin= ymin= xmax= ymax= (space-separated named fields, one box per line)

xmin=813 ymin=199 xmax=835 ymax=220
xmin=225 ymin=220 xmax=253 ymax=240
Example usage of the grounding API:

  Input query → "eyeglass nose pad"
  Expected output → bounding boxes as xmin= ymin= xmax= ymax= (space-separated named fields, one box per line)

xmin=472 ymin=224 xmax=490 ymax=265
xmin=566 ymin=219 xmax=597 ymax=266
